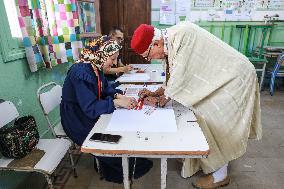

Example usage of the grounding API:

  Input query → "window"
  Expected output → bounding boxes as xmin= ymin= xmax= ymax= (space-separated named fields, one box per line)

xmin=0 ymin=0 xmax=25 ymax=62
xmin=3 ymin=0 xmax=22 ymax=38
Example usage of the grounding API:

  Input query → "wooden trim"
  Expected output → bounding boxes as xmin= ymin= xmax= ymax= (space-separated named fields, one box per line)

xmin=77 ymin=0 xmax=95 ymax=2
xmin=80 ymin=32 xmax=101 ymax=38
xmin=147 ymin=0 xmax=151 ymax=24
xmin=81 ymin=148 xmax=210 ymax=156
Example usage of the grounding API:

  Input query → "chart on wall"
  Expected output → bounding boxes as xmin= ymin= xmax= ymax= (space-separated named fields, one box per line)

xmin=192 ymin=0 xmax=284 ymax=9
xmin=160 ymin=0 xmax=176 ymax=25
xmin=159 ymin=0 xmax=191 ymax=25
xmin=191 ymin=0 xmax=284 ymax=21
xmin=158 ymin=0 xmax=283 ymax=24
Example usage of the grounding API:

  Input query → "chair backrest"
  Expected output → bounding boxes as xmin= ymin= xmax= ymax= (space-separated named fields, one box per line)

xmin=37 ymin=82 xmax=62 ymax=115
xmin=37 ymin=82 xmax=63 ymax=137
xmin=239 ymin=24 xmax=273 ymax=58
xmin=0 ymin=101 xmax=19 ymax=128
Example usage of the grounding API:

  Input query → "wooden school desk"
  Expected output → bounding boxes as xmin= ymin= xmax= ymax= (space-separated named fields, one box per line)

xmin=81 ymin=100 xmax=209 ymax=189
xmin=116 ymin=64 xmax=166 ymax=84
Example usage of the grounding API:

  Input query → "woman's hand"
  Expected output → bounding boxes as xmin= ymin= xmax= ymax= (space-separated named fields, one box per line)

xmin=114 ymin=96 xmax=137 ymax=109
xmin=121 ymin=65 xmax=133 ymax=73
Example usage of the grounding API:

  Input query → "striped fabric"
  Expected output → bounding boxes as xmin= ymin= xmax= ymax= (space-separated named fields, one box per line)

xmin=16 ymin=0 xmax=83 ymax=72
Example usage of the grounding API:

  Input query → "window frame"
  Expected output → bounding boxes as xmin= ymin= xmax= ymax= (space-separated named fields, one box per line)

xmin=0 ymin=0 xmax=25 ymax=63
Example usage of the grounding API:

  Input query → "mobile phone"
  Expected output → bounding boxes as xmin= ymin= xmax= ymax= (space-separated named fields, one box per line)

xmin=90 ymin=133 xmax=121 ymax=143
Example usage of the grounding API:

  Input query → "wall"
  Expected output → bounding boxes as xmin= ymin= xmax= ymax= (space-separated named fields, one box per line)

xmin=0 ymin=56 xmax=70 ymax=136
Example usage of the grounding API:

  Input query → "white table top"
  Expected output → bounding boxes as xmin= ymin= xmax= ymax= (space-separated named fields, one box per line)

xmin=116 ymin=64 xmax=166 ymax=84
xmin=81 ymin=101 xmax=209 ymax=158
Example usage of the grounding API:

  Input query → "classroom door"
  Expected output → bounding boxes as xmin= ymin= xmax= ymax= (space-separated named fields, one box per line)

xmin=100 ymin=0 xmax=151 ymax=64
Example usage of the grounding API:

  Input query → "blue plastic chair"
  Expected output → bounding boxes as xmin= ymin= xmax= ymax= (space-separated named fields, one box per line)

xmin=269 ymin=53 xmax=284 ymax=96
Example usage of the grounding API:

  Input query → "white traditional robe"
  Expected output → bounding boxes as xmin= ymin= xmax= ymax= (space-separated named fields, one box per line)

xmin=164 ymin=22 xmax=262 ymax=177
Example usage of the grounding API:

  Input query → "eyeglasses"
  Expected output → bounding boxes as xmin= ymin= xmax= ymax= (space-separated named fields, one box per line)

xmin=116 ymin=37 xmax=124 ymax=43
xmin=143 ymin=44 xmax=153 ymax=61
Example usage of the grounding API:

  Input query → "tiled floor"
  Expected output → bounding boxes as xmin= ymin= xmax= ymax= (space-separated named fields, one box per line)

xmin=17 ymin=91 xmax=284 ymax=189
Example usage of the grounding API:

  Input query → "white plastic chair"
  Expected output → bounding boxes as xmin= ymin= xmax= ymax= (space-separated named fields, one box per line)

xmin=37 ymin=82 xmax=66 ymax=138
xmin=37 ymin=82 xmax=78 ymax=177
xmin=0 ymin=101 xmax=72 ymax=189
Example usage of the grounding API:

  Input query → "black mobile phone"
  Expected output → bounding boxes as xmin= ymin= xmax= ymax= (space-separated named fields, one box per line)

xmin=90 ymin=133 xmax=121 ymax=143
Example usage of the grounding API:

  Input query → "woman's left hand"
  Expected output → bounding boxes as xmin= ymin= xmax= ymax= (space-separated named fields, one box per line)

xmin=118 ymin=95 xmax=137 ymax=109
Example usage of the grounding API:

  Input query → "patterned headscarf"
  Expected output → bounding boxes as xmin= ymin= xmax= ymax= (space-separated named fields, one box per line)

xmin=79 ymin=36 xmax=121 ymax=71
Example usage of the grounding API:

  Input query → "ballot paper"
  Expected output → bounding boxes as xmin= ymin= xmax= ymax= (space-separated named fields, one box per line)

xmin=106 ymin=106 xmax=177 ymax=133
xmin=117 ymin=73 xmax=150 ymax=82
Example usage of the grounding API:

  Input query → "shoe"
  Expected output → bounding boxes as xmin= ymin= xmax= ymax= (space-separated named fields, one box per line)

xmin=192 ymin=174 xmax=230 ymax=189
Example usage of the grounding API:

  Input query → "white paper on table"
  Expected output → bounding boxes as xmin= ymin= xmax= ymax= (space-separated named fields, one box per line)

xmin=118 ymin=73 xmax=150 ymax=82
xmin=106 ymin=107 xmax=177 ymax=133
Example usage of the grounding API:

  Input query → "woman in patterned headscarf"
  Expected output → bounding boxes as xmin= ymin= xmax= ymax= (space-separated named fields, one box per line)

xmin=60 ymin=38 xmax=153 ymax=184
xmin=60 ymin=38 xmax=138 ymax=145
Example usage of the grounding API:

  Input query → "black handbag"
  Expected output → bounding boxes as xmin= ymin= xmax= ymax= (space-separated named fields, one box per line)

xmin=0 ymin=115 xmax=39 ymax=159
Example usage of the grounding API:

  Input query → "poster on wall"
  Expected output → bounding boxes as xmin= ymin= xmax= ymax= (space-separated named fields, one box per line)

xmin=255 ymin=0 xmax=268 ymax=9
xmin=176 ymin=0 xmax=190 ymax=23
xmin=268 ymin=0 xmax=284 ymax=9
xmin=194 ymin=0 xmax=214 ymax=7
xmin=160 ymin=0 xmax=176 ymax=25
xmin=241 ymin=0 xmax=256 ymax=20
xmin=222 ymin=0 xmax=239 ymax=20
xmin=221 ymin=0 xmax=255 ymax=20
xmin=190 ymin=0 xmax=283 ymax=22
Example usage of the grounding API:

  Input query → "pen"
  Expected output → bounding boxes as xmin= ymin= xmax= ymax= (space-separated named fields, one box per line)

xmin=123 ymin=88 xmax=127 ymax=95
xmin=143 ymin=65 xmax=149 ymax=72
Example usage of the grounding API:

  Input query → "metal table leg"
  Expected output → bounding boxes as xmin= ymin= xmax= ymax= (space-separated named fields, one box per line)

xmin=161 ymin=158 xmax=168 ymax=189
xmin=122 ymin=157 xmax=130 ymax=189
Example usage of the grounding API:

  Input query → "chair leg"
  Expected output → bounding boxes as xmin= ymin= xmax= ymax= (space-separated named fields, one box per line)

xmin=68 ymin=149 xmax=78 ymax=178
xmin=270 ymin=53 xmax=284 ymax=96
xmin=94 ymin=157 xmax=103 ymax=180
xmin=44 ymin=174 xmax=54 ymax=189
xmin=270 ymin=70 xmax=276 ymax=96
xmin=259 ymin=62 xmax=266 ymax=91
